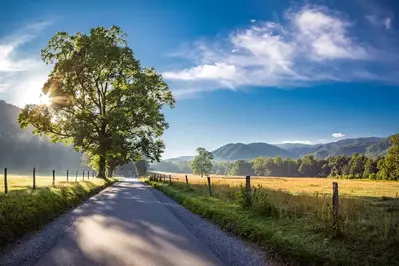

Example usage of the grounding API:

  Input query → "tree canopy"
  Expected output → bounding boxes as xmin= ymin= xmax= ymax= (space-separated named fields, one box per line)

xmin=191 ymin=147 xmax=213 ymax=177
xmin=18 ymin=26 xmax=175 ymax=177
xmin=377 ymin=135 xmax=399 ymax=180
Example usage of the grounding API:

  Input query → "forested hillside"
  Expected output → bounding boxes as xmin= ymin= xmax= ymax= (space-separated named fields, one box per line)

xmin=153 ymin=135 xmax=398 ymax=180
xmin=165 ymin=136 xmax=392 ymax=163
xmin=0 ymin=100 xmax=82 ymax=171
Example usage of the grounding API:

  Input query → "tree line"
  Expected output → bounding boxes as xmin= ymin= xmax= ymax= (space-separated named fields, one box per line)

xmin=151 ymin=136 xmax=399 ymax=180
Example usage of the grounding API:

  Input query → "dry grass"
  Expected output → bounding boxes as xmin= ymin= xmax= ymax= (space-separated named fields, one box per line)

xmin=157 ymin=172 xmax=399 ymax=198
xmin=149 ymin=172 xmax=399 ymax=264
xmin=0 ymin=173 xmax=96 ymax=193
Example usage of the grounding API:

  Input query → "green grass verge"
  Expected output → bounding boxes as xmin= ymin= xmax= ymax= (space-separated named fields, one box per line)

xmin=146 ymin=180 xmax=398 ymax=266
xmin=0 ymin=178 xmax=116 ymax=248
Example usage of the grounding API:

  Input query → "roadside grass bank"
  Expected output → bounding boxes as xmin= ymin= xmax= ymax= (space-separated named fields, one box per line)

xmin=0 ymin=178 xmax=116 ymax=248
xmin=145 ymin=178 xmax=399 ymax=265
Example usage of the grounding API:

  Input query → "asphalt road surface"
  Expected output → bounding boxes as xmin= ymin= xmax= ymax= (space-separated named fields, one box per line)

xmin=35 ymin=179 xmax=223 ymax=266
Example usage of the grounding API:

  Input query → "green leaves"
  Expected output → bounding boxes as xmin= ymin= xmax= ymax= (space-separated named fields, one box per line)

xmin=191 ymin=148 xmax=214 ymax=177
xmin=18 ymin=26 xmax=175 ymax=177
xmin=378 ymin=135 xmax=399 ymax=180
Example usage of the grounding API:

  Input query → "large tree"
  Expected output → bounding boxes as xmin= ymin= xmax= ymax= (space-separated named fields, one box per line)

xmin=191 ymin=148 xmax=214 ymax=177
xmin=18 ymin=26 xmax=175 ymax=178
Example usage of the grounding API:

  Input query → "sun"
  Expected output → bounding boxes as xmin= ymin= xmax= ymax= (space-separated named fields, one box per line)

xmin=39 ymin=94 xmax=52 ymax=105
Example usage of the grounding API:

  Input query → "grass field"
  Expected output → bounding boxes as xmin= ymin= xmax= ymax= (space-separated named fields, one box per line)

xmin=147 ymin=173 xmax=399 ymax=265
xmin=0 ymin=173 xmax=95 ymax=193
xmin=156 ymin=172 xmax=399 ymax=198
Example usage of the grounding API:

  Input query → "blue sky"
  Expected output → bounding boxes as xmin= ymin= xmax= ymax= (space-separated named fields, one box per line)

xmin=1 ymin=0 xmax=399 ymax=159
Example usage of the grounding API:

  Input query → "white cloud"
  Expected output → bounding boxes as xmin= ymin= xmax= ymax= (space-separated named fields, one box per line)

xmin=250 ymin=19 xmax=256 ymax=23
xmin=163 ymin=63 xmax=238 ymax=82
xmin=281 ymin=140 xmax=313 ymax=144
xmin=0 ymin=22 xmax=51 ymax=107
xmin=163 ymin=5 xmax=391 ymax=97
xmin=366 ymin=15 xmax=393 ymax=29
xmin=384 ymin=17 xmax=392 ymax=29
xmin=332 ymin=133 xmax=345 ymax=138
xmin=294 ymin=7 xmax=367 ymax=60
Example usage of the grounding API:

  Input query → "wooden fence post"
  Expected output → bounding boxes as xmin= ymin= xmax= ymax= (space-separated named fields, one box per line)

xmin=33 ymin=167 xmax=36 ymax=190
xmin=52 ymin=170 xmax=55 ymax=187
xmin=185 ymin=175 xmax=189 ymax=188
xmin=163 ymin=175 xmax=166 ymax=182
xmin=246 ymin=176 xmax=251 ymax=193
xmin=66 ymin=169 xmax=69 ymax=183
xmin=207 ymin=176 xmax=212 ymax=196
xmin=245 ymin=176 xmax=252 ymax=206
xmin=332 ymin=182 xmax=339 ymax=235
xmin=4 ymin=168 xmax=8 ymax=194
xmin=75 ymin=170 xmax=78 ymax=182
xmin=169 ymin=174 xmax=171 ymax=184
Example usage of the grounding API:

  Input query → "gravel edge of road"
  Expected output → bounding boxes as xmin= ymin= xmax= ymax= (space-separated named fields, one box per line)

xmin=147 ymin=183 xmax=269 ymax=266
xmin=0 ymin=182 xmax=120 ymax=266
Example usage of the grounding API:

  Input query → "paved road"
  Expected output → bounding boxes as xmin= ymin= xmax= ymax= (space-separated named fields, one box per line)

xmin=35 ymin=179 xmax=223 ymax=266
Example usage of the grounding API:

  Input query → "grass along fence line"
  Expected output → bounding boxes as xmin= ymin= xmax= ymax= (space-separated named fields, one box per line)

xmin=150 ymin=172 xmax=399 ymax=198
xmin=146 ymin=173 xmax=399 ymax=265
xmin=0 ymin=175 xmax=116 ymax=249
xmin=1 ymin=168 xmax=98 ymax=194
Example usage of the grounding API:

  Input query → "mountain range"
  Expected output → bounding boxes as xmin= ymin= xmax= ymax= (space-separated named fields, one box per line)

xmin=1 ymin=100 xmax=395 ymax=167
xmin=0 ymin=100 xmax=83 ymax=171
xmin=165 ymin=136 xmax=394 ymax=162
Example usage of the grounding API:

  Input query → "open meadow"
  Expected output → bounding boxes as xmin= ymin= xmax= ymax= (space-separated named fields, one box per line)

xmin=155 ymin=172 xmax=399 ymax=198
xmin=148 ymin=172 xmax=399 ymax=264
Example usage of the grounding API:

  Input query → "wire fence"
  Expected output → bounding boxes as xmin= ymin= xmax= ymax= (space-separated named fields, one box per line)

xmin=1 ymin=167 xmax=98 ymax=194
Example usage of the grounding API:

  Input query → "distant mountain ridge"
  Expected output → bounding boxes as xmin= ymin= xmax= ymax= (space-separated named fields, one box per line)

xmin=165 ymin=135 xmax=394 ymax=162
xmin=0 ymin=100 xmax=83 ymax=171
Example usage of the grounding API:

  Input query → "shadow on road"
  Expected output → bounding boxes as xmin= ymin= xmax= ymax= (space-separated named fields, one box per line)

xmin=35 ymin=179 xmax=222 ymax=266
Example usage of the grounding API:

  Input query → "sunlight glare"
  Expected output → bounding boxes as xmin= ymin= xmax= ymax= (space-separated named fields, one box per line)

xmin=39 ymin=94 xmax=52 ymax=105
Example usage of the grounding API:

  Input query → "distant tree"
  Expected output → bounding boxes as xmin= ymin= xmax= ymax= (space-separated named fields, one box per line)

xmin=18 ymin=26 xmax=174 ymax=178
xmin=285 ymin=158 xmax=300 ymax=177
xmin=134 ymin=160 xmax=149 ymax=176
xmin=363 ymin=158 xmax=378 ymax=178
xmin=299 ymin=155 xmax=319 ymax=177
xmin=273 ymin=156 xmax=284 ymax=176
xmin=252 ymin=157 xmax=268 ymax=176
xmin=328 ymin=155 xmax=350 ymax=177
xmin=346 ymin=153 xmax=366 ymax=177
xmin=377 ymin=135 xmax=399 ymax=180
xmin=320 ymin=161 xmax=331 ymax=177
xmin=191 ymin=148 xmax=214 ymax=177
xmin=229 ymin=160 xmax=254 ymax=176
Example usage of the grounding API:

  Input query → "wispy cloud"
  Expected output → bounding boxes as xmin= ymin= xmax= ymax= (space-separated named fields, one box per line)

xmin=366 ymin=15 xmax=392 ymax=29
xmin=281 ymin=140 xmax=313 ymax=145
xmin=163 ymin=4 xmax=397 ymax=97
xmin=332 ymin=133 xmax=345 ymax=138
xmin=0 ymin=22 xmax=51 ymax=107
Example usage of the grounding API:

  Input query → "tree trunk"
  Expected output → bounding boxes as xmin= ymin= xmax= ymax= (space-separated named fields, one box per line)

xmin=108 ymin=167 xmax=114 ymax=178
xmin=98 ymin=121 xmax=107 ymax=179
xmin=98 ymin=154 xmax=106 ymax=178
